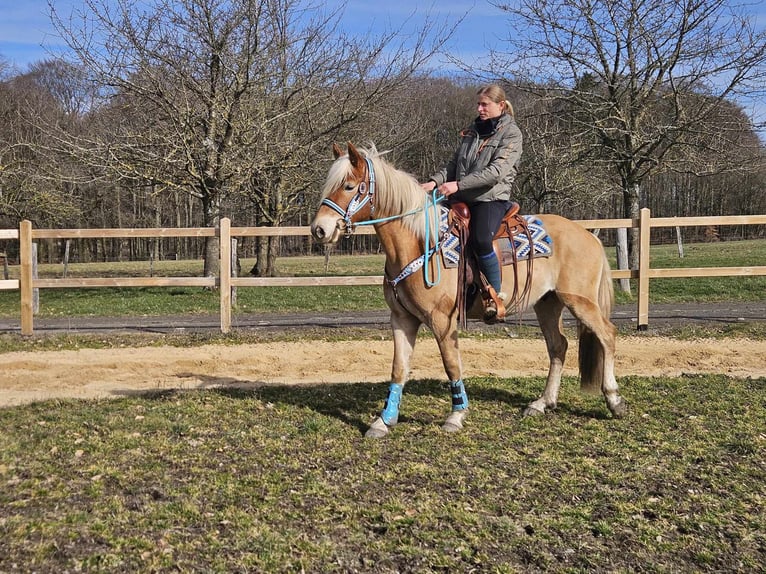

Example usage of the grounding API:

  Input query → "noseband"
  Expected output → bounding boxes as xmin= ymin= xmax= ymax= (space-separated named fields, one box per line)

xmin=320 ymin=157 xmax=376 ymax=237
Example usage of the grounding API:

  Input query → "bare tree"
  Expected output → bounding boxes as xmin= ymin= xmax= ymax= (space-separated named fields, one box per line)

xmin=490 ymin=0 xmax=766 ymax=266
xmin=384 ymin=77 xmax=478 ymax=178
xmin=511 ymin=84 xmax=617 ymax=216
xmin=235 ymin=7 xmax=453 ymax=275
xmin=0 ymin=70 xmax=84 ymax=229
xmin=28 ymin=59 xmax=97 ymax=118
xmin=49 ymin=0 xmax=450 ymax=277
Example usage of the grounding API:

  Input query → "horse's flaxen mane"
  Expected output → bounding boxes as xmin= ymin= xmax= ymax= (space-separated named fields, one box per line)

xmin=320 ymin=144 xmax=436 ymax=240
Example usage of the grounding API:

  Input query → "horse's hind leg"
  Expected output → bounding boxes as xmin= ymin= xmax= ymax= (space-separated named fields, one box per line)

xmin=585 ymin=322 xmax=626 ymax=418
xmin=560 ymin=293 xmax=626 ymax=419
xmin=365 ymin=309 xmax=421 ymax=438
xmin=524 ymin=293 xmax=568 ymax=417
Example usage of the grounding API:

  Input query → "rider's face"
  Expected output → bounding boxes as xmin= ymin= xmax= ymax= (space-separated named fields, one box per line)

xmin=477 ymin=96 xmax=503 ymax=120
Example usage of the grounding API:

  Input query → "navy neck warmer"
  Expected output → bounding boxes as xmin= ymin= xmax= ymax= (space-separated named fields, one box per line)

xmin=475 ymin=115 xmax=501 ymax=137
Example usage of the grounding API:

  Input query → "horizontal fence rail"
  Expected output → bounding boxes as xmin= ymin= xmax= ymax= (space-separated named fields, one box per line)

xmin=0 ymin=209 xmax=764 ymax=334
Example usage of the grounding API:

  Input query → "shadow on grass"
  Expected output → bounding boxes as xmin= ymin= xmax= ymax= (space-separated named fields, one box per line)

xmin=114 ymin=373 xmax=619 ymax=434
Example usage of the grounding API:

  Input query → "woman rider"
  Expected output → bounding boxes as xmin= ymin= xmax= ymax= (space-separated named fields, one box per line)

xmin=421 ymin=84 xmax=523 ymax=322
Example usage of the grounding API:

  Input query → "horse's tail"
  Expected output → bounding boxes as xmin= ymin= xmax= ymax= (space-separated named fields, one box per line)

xmin=578 ymin=246 xmax=614 ymax=393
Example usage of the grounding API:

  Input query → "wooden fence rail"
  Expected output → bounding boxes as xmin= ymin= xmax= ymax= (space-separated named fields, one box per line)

xmin=1 ymin=208 xmax=765 ymax=335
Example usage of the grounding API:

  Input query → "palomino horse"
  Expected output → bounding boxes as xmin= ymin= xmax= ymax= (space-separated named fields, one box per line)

xmin=310 ymin=143 xmax=627 ymax=438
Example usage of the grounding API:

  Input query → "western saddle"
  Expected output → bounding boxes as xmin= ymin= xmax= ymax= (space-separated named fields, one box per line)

xmin=447 ymin=201 xmax=536 ymax=326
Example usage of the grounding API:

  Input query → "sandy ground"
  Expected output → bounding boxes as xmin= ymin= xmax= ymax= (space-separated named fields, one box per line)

xmin=1 ymin=336 xmax=764 ymax=407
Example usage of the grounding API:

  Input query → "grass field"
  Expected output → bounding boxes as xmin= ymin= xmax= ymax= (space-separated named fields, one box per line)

xmin=0 ymin=239 xmax=764 ymax=318
xmin=0 ymin=240 xmax=764 ymax=571
xmin=1 ymin=374 xmax=763 ymax=572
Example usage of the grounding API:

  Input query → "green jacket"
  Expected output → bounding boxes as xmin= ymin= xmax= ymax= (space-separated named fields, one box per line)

xmin=430 ymin=113 xmax=523 ymax=204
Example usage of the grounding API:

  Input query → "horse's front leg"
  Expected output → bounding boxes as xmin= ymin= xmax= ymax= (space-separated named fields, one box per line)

xmin=430 ymin=311 xmax=468 ymax=433
xmin=365 ymin=308 xmax=421 ymax=439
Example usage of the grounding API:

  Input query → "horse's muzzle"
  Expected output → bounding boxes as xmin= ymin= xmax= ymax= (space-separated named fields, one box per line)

xmin=310 ymin=216 xmax=341 ymax=244
xmin=310 ymin=222 xmax=326 ymax=242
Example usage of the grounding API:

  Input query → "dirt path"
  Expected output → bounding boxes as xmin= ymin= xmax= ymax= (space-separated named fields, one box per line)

xmin=1 ymin=336 xmax=764 ymax=407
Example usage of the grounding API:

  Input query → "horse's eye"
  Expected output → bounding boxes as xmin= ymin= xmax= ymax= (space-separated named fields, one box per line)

xmin=344 ymin=183 xmax=356 ymax=192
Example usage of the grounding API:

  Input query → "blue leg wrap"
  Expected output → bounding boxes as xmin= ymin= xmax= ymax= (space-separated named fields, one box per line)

xmin=381 ymin=383 xmax=404 ymax=426
xmin=450 ymin=379 xmax=469 ymax=411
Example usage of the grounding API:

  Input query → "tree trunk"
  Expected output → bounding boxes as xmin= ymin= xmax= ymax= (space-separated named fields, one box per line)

xmin=615 ymin=227 xmax=631 ymax=294
xmin=266 ymin=236 xmax=279 ymax=276
xmin=676 ymin=226 xmax=684 ymax=258
xmin=623 ymin=180 xmax=641 ymax=270
xmin=251 ymin=236 xmax=269 ymax=276
xmin=175 ymin=190 xmax=182 ymax=260
xmin=202 ymin=193 xmax=221 ymax=278
xmin=153 ymin=206 xmax=161 ymax=263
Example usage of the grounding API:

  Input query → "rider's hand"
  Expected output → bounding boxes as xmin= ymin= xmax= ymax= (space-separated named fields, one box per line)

xmin=439 ymin=181 xmax=459 ymax=197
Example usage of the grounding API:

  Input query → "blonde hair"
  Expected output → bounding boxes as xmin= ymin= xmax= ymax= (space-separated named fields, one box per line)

xmin=477 ymin=84 xmax=514 ymax=117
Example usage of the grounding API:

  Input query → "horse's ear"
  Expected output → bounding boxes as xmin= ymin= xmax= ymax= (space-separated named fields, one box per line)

xmin=332 ymin=143 xmax=343 ymax=159
xmin=347 ymin=142 xmax=363 ymax=170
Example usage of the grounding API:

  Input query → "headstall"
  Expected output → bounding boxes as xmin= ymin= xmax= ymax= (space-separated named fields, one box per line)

xmin=320 ymin=157 xmax=376 ymax=237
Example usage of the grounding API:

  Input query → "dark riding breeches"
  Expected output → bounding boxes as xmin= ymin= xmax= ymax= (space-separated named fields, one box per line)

xmin=468 ymin=200 xmax=512 ymax=256
xmin=468 ymin=200 xmax=512 ymax=293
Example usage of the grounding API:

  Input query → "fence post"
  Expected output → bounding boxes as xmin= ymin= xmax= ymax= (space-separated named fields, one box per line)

xmin=19 ymin=220 xmax=34 ymax=335
xmin=637 ymin=208 xmax=651 ymax=330
xmin=219 ymin=218 xmax=232 ymax=333
xmin=230 ymin=237 xmax=238 ymax=309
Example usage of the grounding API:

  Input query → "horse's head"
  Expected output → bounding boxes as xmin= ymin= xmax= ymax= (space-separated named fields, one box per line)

xmin=310 ymin=142 xmax=376 ymax=244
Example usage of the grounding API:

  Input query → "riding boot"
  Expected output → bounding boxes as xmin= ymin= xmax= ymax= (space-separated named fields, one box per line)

xmin=478 ymin=252 xmax=505 ymax=322
xmin=481 ymin=287 xmax=506 ymax=323
xmin=479 ymin=251 xmax=502 ymax=293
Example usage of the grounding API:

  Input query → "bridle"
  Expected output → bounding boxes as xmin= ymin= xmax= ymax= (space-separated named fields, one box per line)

xmin=320 ymin=157 xmax=377 ymax=237
xmin=321 ymin=155 xmax=445 ymax=238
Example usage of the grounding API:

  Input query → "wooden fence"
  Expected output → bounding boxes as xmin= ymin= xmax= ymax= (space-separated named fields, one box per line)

xmin=1 ymin=208 xmax=765 ymax=335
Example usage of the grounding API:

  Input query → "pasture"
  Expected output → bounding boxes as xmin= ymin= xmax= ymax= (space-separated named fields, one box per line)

xmin=1 ymin=373 xmax=764 ymax=572
xmin=1 ymin=239 xmax=765 ymax=321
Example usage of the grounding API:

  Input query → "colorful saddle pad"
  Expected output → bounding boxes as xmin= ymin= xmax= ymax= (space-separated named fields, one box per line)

xmin=440 ymin=209 xmax=553 ymax=269
xmin=496 ymin=216 xmax=554 ymax=262
xmin=388 ymin=207 xmax=554 ymax=287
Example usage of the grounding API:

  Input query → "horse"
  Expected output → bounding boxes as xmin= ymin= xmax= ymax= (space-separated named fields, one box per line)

xmin=310 ymin=142 xmax=627 ymax=438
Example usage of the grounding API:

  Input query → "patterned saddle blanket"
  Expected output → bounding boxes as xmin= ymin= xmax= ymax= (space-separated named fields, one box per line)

xmin=440 ymin=206 xmax=553 ymax=269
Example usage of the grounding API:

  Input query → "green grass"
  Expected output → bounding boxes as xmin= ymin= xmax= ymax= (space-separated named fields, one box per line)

xmin=0 ymin=255 xmax=387 ymax=317
xmin=1 ymin=244 xmax=763 ymax=570
xmin=2 ymin=285 xmax=386 ymax=317
xmin=0 ymin=240 xmax=764 ymax=318
xmin=638 ymin=240 xmax=766 ymax=303
xmin=1 ymin=374 xmax=764 ymax=572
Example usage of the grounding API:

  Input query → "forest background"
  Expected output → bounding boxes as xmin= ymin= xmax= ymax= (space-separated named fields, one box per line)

xmin=1 ymin=0 xmax=764 ymax=278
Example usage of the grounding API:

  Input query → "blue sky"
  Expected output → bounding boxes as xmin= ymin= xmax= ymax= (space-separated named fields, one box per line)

xmin=1 ymin=0 xmax=763 ymax=134
xmin=0 ymin=0 xmax=67 ymax=68
xmin=0 ymin=1 xmax=509 ymax=71
xmin=2 ymin=1 xmax=764 ymax=73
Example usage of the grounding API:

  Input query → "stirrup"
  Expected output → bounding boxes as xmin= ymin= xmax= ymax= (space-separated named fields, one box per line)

xmin=482 ymin=287 xmax=506 ymax=324
xmin=483 ymin=298 xmax=498 ymax=322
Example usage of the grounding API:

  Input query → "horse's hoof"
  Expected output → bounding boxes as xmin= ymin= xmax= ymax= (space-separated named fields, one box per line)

xmin=365 ymin=417 xmax=390 ymax=439
xmin=522 ymin=406 xmax=545 ymax=418
xmin=609 ymin=397 xmax=628 ymax=419
xmin=442 ymin=410 xmax=467 ymax=433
